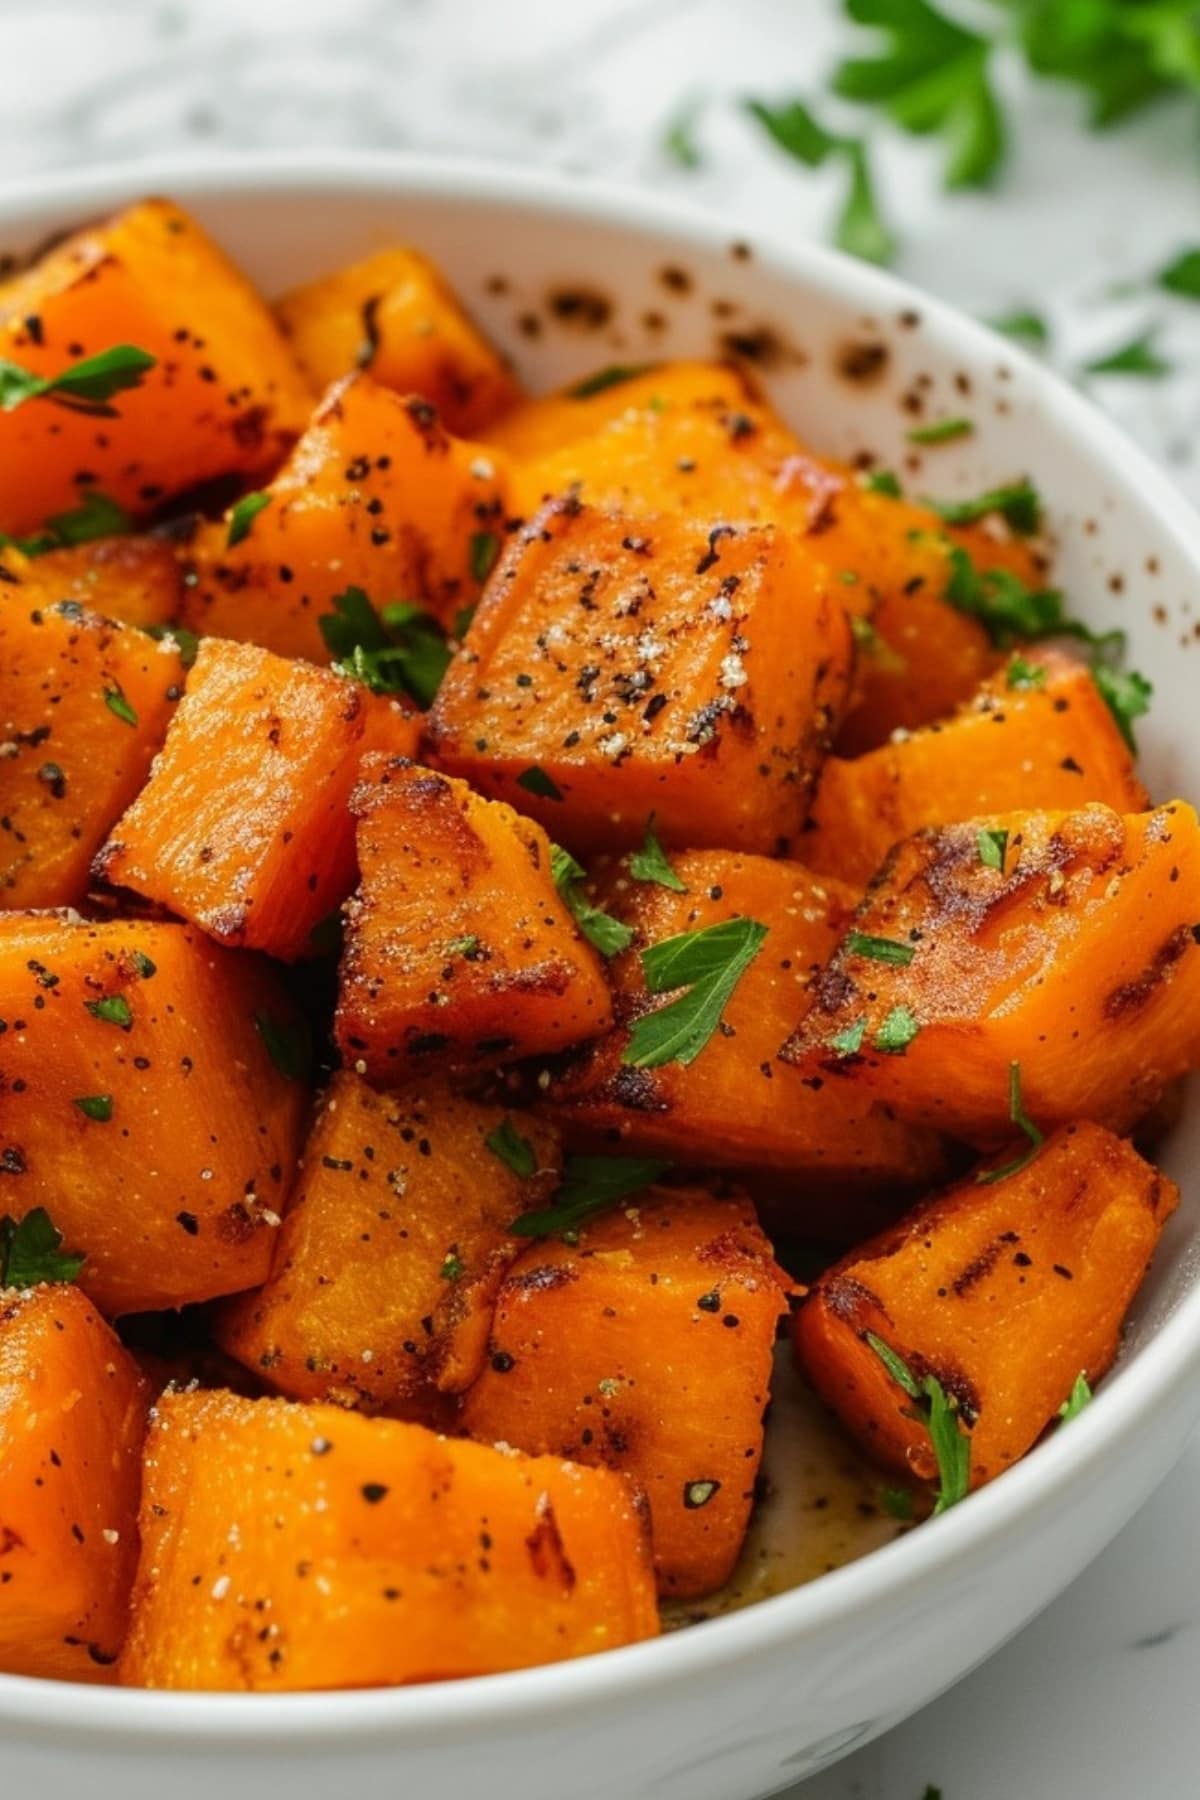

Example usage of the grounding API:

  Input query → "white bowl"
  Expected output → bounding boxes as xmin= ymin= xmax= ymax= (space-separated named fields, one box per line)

xmin=3 ymin=151 xmax=1200 ymax=1800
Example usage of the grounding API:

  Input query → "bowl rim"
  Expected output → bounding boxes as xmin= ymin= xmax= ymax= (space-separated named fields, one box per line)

xmin=2 ymin=145 xmax=1200 ymax=1745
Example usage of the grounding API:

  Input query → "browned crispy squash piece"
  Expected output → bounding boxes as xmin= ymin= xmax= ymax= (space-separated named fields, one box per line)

xmin=0 ymin=593 xmax=183 ymax=907
xmin=179 ymin=373 xmax=510 ymax=662
xmin=0 ymin=198 xmax=311 ymax=536
xmin=336 ymin=757 xmax=612 ymax=1079
xmin=428 ymin=500 xmax=852 ymax=854
xmin=95 ymin=640 xmax=420 ymax=961
xmin=802 ymin=650 xmax=1147 ymax=886
xmin=0 ymin=1285 xmax=148 ymax=1681
xmin=276 ymin=246 xmax=520 ymax=435
xmin=120 ymin=1389 xmax=658 ymax=1689
xmin=542 ymin=848 xmax=951 ymax=1216
xmin=217 ymin=1073 xmax=561 ymax=1414
xmin=783 ymin=801 xmax=1200 ymax=1145
xmin=0 ymin=916 xmax=308 ymax=1315
xmin=794 ymin=1121 xmax=1177 ymax=1489
xmin=461 ymin=1188 xmax=791 ymax=1598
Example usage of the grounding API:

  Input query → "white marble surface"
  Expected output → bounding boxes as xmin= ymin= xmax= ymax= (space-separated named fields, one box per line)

xmin=3 ymin=1 xmax=1200 ymax=1794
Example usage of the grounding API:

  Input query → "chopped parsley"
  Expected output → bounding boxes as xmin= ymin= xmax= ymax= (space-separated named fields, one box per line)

xmin=103 ymin=684 xmax=137 ymax=727
xmin=845 ymin=930 xmax=915 ymax=967
xmin=744 ymin=98 xmax=895 ymax=265
xmin=516 ymin=765 xmax=563 ymax=801
xmin=143 ymin=622 xmax=200 ymax=667
xmin=73 ymin=1094 xmax=113 ymax=1122
xmin=933 ymin=478 xmax=1042 ymax=535
xmin=977 ymin=827 xmax=1008 ymax=871
xmin=1059 ymin=1372 xmax=1093 ymax=1422
xmin=4 ymin=488 xmax=132 ymax=557
xmin=1092 ymin=663 xmax=1153 ymax=752
xmin=319 ymin=586 xmax=452 ymax=709
xmin=469 ymin=530 xmax=501 ymax=585
xmin=880 ymin=1486 xmax=915 ymax=1520
xmin=622 ymin=916 xmax=767 ymax=1070
xmin=990 ymin=308 xmax=1049 ymax=347
xmin=629 ymin=817 xmax=686 ymax=893
xmin=976 ymin=1060 xmax=1045 ymax=1184
xmin=254 ymin=1012 xmax=311 ymax=1081
xmin=0 ymin=1207 xmax=86 ymax=1288
xmin=567 ymin=364 xmax=653 ymax=399
xmin=862 ymin=468 xmax=903 ymax=497
xmin=485 ymin=1116 xmax=538 ymax=1179
xmin=84 ymin=994 xmax=132 ymax=1029
xmin=1006 ymin=655 xmax=1046 ymax=690
xmin=0 ymin=343 xmax=156 ymax=416
xmin=1084 ymin=327 xmax=1170 ymax=379
xmin=226 ymin=490 xmax=271 ymax=548
xmin=1160 ymin=248 xmax=1200 ymax=300
xmin=907 ymin=416 xmax=973 ymax=446
xmin=439 ymin=1252 xmax=465 ymax=1283
xmin=865 ymin=1333 xmax=971 ymax=1515
xmin=550 ymin=845 xmax=633 ymax=958
xmin=943 ymin=547 xmax=1063 ymax=646
xmin=829 ymin=1016 xmax=867 ymax=1058
xmin=509 ymin=1153 xmax=671 ymax=1238
xmin=662 ymin=95 xmax=704 ymax=169
xmin=874 ymin=1004 xmax=920 ymax=1054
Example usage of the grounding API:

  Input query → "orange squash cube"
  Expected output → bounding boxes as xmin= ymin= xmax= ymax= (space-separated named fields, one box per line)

xmin=336 ymin=757 xmax=612 ymax=1079
xmin=0 ymin=593 xmax=183 ymax=908
xmin=794 ymin=1121 xmax=1177 ymax=1489
xmin=120 ymin=1390 xmax=658 ymax=1689
xmin=429 ymin=500 xmax=852 ymax=854
xmin=802 ymin=650 xmax=1148 ymax=886
xmin=95 ymin=640 xmax=419 ymax=961
xmin=0 ymin=1284 xmax=148 ymax=1681
xmin=180 ymin=374 xmax=511 ymax=663
xmin=217 ymin=1074 xmax=561 ymax=1413
xmin=0 ymin=198 xmax=311 ymax=536
xmin=276 ymin=246 xmax=520 ymax=435
xmin=0 ymin=916 xmax=308 ymax=1315
xmin=542 ymin=848 xmax=950 ymax=1209
xmin=783 ymin=801 xmax=1200 ymax=1144
xmin=461 ymin=1188 xmax=791 ymax=1598
xmin=2 ymin=535 xmax=183 ymax=630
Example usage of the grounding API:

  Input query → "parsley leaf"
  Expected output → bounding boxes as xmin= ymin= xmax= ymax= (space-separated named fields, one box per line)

xmin=1059 ymin=1372 xmax=1093 ymax=1423
xmin=1160 ymin=247 xmax=1200 ymax=299
xmin=829 ymin=1016 xmax=867 ymax=1057
xmin=833 ymin=0 xmax=1005 ymax=191
xmin=845 ymin=929 xmax=915 ymax=967
xmin=103 ymin=683 xmax=137 ymax=728
xmin=0 ymin=1207 xmax=85 ymax=1288
xmin=227 ymin=491 xmax=271 ymax=548
xmin=439 ymin=1251 xmax=465 ymax=1282
xmin=977 ymin=826 xmax=1008 ymax=871
xmin=745 ymin=96 xmax=841 ymax=164
xmin=509 ymin=1153 xmax=672 ymax=1238
xmin=1092 ymin=662 xmax=1153 ymax=751
xmin=568 ymin=364 xmax=654 ymax=400
xmin=874 ymin=1004 xmax=920 ymax=1053
xmin=7 ymin=489 xmax=132 ymax=555
xmin=663 ymin=95 xmax=704 ymax=169
xmin=880 ymin=1486 xmax=915 ymax=1520
xmin=629 ymin=818 xmax=686 ymax=893
xmin=516 ymin=765 xmax=564 ymax=801
xmin=1084 ymin=327 xmax=1171 ymax=379
xmin=85 ymin=994 xmax=132 ymax=1029
xmin=865 ymin=1332 xmax=971 ymax=1514
xmin=0 ymin=344 xmax=156 ymax=416
xmin=74 ymin=1094 xmax=113 ymax=1122
xmin=744 ymin=97 xmax=895 ymax=264
xmin=933 ymin=478 xmax=1042 ymax=534
xmin=485 ymin=1116 xmax=538 ymax=1178
xmin=319 ymin=587 xmax=452 ymax=710
xmin=862 ymin=468 xmax=903 ymax=497
xmin=1006 ymin=655 xmax=1046 ymax=690
xmin=254 ymin=1012 xmax=311 ymax=1081
xmin=907 ymin=416 xmax=973 ymax=446
xmin=550 ymin=845 xmax=634 ymax=958
xmin=469 ymin=530 xmax=501 ymax=585
xmin=976 ymin=1060 xmax=1045 ymax=1184
xmin=989 ymin=308 xmax=1050 ymax=347
xmin=143 ymin=622 xmax=200 ymax=668
xmin=943 ymin=546 xmax=1063 ymax=646
xmin=623 ymin=916 xmax=768 ymax=1070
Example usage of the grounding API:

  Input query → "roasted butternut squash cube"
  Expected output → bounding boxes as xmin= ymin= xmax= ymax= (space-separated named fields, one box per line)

xmin=487 ymin=360 xmax=757 ymax=464
xmin=783 ymin=801 xmax=1200 ymax=1144
xmin=217 ymin=1074 xmax=561 ymax=1413
xmin=180 ymin=374 xmax=510 ymax=663
xmin=0 ymin=198 xmax=311 ymax=536
xmin=1 ymin=535 xmax=183 ymax=630
xmin=0 ymin=916 xmax=308 ymax=1315
xmin=802 ymin=650 xmax=1147 ymax=886
xmin=95 ymin=640 xmax=419 ymax=961
xmin=429 ymin=501 xmax=852 ymax=854
xmin=276 ymin=246 xmax=519 ymax=436
xmin=0 ymin=1285 xmax=147 ymax=1681
xmin=795 ymin=1121 xmax=1177 ymax=1489
xmin=0 ymin=594 xmax=183 ymax=908
xmin=542 ymin=848 xmax=950 ymax=1211
xmin=461 ymin=1188 xmax=791 ymax=1598
xmin=120 ymin=1389 xmax=658 ymax=1689
xmin=336 ymin=757 xmax=612 ymax=1078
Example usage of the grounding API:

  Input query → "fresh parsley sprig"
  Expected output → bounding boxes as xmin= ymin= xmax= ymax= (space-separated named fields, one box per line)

xmin=0 ymin=1207 xmax=85 ymax=1288
xmin=865 ymin=1331 xmax=971 ymax=1514
xmin=509 ymin=1153 xmax=672 ymax=1238
xmin=629 ymin=817 xmax=686 ymax=893
xmin=550 ymin=846 xmax=634 ymax=958
xmin=0 ymin=344 xmax=155 ymax=416
xmin=622 ymin=916 xmax=768 ymax=1070
xmin=1059 ymin=1371 xmax=1093 ymax=1423
xmin=744 ymin=96 xmax=895 ymax=265
xmin=319 ymin=586 xmax=452 ymax=709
